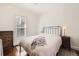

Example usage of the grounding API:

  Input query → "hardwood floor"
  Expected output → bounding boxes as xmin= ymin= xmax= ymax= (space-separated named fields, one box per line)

xmin=4 ymin=47 xmax=18 ymax=56
xmin=76 ymin=50 xmax=79 ymax=56
xmin=3 ymin=47 xmax=79 ymax=56
xmin=57 ymin=48 xmax=79 ymax=56
xmin=4 ymin=46 xmax=26 ymax=56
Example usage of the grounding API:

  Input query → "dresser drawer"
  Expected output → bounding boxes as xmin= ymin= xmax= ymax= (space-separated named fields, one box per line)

xmin=1 ymin=33 xmax=12 ymax=38
xmin=2 ymin=36 xmax=13 ymax=41
xmin=1 ymin=31 xmax=12 ymax=35
xmin=3 ymin=38 xmax=12 ymax=43
xmin=3 ymin=39 xmax=13 ymax=49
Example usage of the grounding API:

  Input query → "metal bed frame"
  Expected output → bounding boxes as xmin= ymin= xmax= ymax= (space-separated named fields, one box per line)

xmin=41 ymin=26 xmax=62 ymax=36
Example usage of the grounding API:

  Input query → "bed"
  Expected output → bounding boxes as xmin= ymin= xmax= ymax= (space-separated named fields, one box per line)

xmin=19 ymin=26 xmax=62 ymax=56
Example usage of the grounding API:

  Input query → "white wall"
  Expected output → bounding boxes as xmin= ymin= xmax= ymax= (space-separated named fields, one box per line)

xmin=63 ymin=4 xmax=79 ymax=50
xmin=0 ymin=4 xmax=39 ymax=45
xmin=0 ymin=4 xmax=79 ymax=50
xmin=38 ymin=3 xmax=79 ymax=50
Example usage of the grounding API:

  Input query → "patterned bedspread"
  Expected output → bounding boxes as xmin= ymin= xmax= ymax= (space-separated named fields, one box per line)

xmin=19 ymin=34 xmax=62 ymax=56
xmin=31 ymin=36 xmax=46 ymax=50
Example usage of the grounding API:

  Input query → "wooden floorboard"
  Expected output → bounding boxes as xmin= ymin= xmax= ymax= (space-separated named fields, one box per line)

xmin=4 ymin=47 xmax=18 ymax=56
xmin=3 ymin=47 xmax=79 ymax=56
xmin=76 ymin=50 xmax=79 ymax=56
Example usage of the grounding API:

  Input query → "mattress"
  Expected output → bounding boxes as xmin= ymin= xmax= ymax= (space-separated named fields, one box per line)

xmin=20 ymin=34 xmax=62 ymax=56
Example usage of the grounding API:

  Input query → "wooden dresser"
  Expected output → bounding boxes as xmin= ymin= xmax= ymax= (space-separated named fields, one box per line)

xmin=0 ymin=31 xmax=13 ymax=55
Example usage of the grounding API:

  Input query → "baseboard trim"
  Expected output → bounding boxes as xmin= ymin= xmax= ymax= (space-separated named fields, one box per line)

xmin=71 ymin=46 xmax=79 ymax=51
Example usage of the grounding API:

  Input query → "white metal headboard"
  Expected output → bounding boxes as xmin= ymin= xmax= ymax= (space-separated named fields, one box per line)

xmin=41 ymin=26 xmax=62 ymax=36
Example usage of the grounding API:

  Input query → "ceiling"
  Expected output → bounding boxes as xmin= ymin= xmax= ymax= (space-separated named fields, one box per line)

xmin=13 ymin=3 xmax=65 ymax=14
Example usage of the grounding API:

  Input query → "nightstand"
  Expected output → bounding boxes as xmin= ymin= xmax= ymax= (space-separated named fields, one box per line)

xmin=61 ymin=36 xmax=71 ymax=50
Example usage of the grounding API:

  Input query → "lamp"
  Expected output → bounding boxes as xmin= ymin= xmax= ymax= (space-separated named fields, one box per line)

xmin=63 ymin=26 xmax=67 ymax=36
